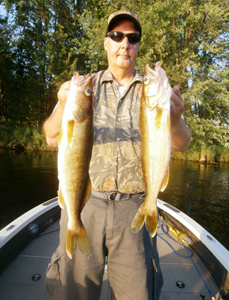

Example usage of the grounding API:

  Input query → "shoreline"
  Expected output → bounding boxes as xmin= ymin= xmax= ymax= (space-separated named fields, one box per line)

xmin=1 ymin=143 xmax=228 ymax=164
xmin=0 ymin=125 xmax=229 ymax=163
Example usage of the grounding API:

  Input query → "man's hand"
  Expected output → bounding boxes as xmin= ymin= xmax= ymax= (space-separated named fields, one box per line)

xmin=43 ymin=80 xmax=71 ymax=148
xmin=170 ymin=85 xmax=192 ymax=151
xmin=57 ymin=81 xmax=71 ymax=107
xmin=58 ymin=79 xmax=96 ymax=107
xmin=170 ymin=85 xmax=184 ymax=126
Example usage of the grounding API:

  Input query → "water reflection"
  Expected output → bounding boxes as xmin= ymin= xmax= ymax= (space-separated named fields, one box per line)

xmin=0 ymin=149 xmax=228 ymax=249
xmin=159 ymin=160 xmax=229 ymax=249
xmin=0 ymin=149 xmax=58 ymax=229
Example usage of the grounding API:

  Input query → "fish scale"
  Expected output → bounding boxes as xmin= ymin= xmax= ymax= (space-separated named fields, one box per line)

xmin=58 ymin=72 xmax=93 ymax=259
xmin=131 ymin=63 xmax=172 ymax=237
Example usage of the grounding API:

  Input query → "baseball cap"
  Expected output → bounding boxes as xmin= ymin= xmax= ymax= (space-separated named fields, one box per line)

xmin=106 ymin=9 xmax=142 ymax=35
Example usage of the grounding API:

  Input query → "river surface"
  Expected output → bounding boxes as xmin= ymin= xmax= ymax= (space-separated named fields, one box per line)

xmin=0 ymin=149 xmax=228 ymax=249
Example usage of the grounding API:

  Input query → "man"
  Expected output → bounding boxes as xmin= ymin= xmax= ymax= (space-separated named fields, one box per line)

xmin=44 ymin=9 xmax=191 ymax=300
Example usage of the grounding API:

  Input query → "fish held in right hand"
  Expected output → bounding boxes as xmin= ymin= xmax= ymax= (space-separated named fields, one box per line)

xmin=58 ymin=72 xmax=94 ymax=259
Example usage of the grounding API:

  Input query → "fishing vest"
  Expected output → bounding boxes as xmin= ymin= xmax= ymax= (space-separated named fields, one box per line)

xmin=89 ymin=69 xmax=145 ymax=193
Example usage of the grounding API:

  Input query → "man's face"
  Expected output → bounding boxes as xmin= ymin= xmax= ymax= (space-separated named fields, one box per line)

xmin=104 ymin=20 xmax=140 ymax=73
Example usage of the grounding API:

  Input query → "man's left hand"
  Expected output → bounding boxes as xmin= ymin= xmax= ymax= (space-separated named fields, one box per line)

xmin=170 ymin=85 xmax=192 ymax=151
xmin=170 ymin=85 xmax=184 ymax=126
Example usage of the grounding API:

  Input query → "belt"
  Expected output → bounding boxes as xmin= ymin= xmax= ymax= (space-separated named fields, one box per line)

xmin=91 ymin=191 xmax=145 ymax=201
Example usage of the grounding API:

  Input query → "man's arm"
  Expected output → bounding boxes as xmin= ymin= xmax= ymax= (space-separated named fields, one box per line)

xmin=43 ymin=81 xmax=71 ymax=148
xmin=170 ymin=86 xmax=192 ymax=152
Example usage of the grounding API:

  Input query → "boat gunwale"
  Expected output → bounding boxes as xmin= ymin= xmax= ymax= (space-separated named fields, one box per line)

xmin=157 ymin=199 xmax=229 ymax=299
xmin=0 ymin=197 xmax=60 ymax=275
xmin=0 ymin=197 xmax=228 ymax=299
xmin=0 ymin=197 xmax=59 ymax=248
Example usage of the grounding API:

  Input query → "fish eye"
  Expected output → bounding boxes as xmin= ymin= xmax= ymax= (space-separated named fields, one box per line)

xmin=85 ymin=88 xmax=92 ymax=96
xmin=144 ymin=77 xmax=149 ymax=84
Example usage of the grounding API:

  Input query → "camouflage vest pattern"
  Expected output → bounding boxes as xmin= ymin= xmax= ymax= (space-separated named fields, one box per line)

xmin=89 ymin=69 xmax=145 ymax=193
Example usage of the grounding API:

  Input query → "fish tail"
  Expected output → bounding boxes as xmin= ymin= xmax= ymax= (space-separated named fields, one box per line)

xmin=66 ymin=226 xmax=91 ymax=259
xmin=131 ymin=202 xmax=158 ymax=237
xmin=77 ymin=227 xmax=91 ymax=256
xmin=145 ymin=210 xmax=158 ymax=237
xmin=131 ymin=203 xmax=146 ymax=233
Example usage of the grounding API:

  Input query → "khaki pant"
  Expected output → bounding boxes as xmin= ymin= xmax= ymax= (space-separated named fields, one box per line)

xmin=45 ymin=194 xmax=163 ymax=300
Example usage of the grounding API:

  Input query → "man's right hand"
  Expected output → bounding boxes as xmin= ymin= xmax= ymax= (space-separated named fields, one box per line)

xmin=58 ymin=81 xmax=71 ymax=107
xmin=43 ymin=80 xmax=71 ymax=148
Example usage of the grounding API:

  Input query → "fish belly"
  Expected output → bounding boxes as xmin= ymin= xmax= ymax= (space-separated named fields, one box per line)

xmin=58 ymin=102 xmax=93 ymax=258
xmin=131 ymin=96 xmax=170 ymax=237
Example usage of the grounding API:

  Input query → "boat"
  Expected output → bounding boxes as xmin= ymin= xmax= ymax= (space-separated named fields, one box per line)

xmin=0 ymin=197 xmax=228 ymax=300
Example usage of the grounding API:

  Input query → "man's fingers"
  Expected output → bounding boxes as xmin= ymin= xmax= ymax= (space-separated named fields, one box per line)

xmin=172 ymin=85 xmax=182 ymax=100
xmin=171 ymin=86 xmax=183 ymax=106
xmin=170 ymin=86 xmax=184 ymax=113
xmin=170 ymin=85 xmax=185 ymax=126
xmin=60 ymin=80 xmax=71 ymax=91
xmin=57 ymin=81 xmax=71 ymax=104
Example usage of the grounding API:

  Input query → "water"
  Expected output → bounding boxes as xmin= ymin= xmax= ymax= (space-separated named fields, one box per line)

xmin=0 ymin=149 xmax=228 ymax=249
xmin=158 ymin=160 xmax=229 ymax=249
xmin=0 ymin=149 xmax=58 ymax=229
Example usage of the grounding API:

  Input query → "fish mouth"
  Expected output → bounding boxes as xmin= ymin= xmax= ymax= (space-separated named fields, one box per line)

xmin=73 ymin=72 xmax=92 ymax=91
xmin=145 ymin=63 xmax=170 ymax=91
xmin=145 ymin=64 xmax=157 ymax=78
xmin=74 ymin=72 xmax=91 ymax=84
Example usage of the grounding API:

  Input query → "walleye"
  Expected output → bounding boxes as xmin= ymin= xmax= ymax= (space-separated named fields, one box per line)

xmin=131 ymin=63 xmax=172 ymax=237
xmin=58 ymin=72 xmax=93 ymax=259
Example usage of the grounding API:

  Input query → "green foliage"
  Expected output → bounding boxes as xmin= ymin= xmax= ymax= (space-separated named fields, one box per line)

xmin=0 ymin=125 xmax=54 ymax=150
xmin=0 ymin=0 xmax=228 ymax=153
xmin=215 ymin=145 xmax=229 ymax=162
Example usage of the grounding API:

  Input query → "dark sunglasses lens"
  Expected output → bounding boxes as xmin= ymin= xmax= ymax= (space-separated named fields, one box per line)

xmin=108 ymin=32 xmax=140 ymax=44
xmin=128 ymin=33 xmax=141 ymax=43
xmin=110 ymin=32 xmax=124 ymax=42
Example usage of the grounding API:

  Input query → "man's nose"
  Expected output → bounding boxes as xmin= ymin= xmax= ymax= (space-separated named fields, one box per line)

xmin=121 ymin=36 xmax=130 ymax=48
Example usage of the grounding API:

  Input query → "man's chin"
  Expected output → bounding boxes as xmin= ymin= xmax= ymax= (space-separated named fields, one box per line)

xmin=116 ymin=59 xmax=133 ymax=69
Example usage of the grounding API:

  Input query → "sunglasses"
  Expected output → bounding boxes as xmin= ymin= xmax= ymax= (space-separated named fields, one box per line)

xmin=106 ymin=31 xmax=141 ymax=44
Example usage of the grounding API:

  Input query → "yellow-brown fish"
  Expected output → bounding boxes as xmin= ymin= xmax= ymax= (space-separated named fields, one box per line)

xmin=131 ymin=63 xmax=172 ymax=237
xmin=58 ymin=72 xmax=93 ymax=258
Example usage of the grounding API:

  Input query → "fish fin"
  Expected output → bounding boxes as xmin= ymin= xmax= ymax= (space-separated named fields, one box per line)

xmin=58 ymin=186 xmax=65 ymax=209
xmin=155 ymin=107 xmax=163 ymax=129
xmin=81 ymin=179 xmax=91 ymax=211
xmin=145 ymin=210 xmax=158 ymax=237
xmin=77 ymin=227 xmax=91 ymax=256
xmin=131 ymin=203 xmax=146 ymax=233
xmin=66 ymin=226 xmax=91 ymax=259
xmin=160 ymin=168 xmax=169 ymax=192
xmin=167 ymin=114 xmax=170 ymax=134
xmin=73 ymin=109 xmax=87 ymax=124
xmin=58 ymin=128 xmax=63 ymax=146
xmin=131 ymin=202 xmax=158 ymax=236
xmin=66 ymin=227 xmax=78 ymax=259
xmin=67 ymin=120 xmax=75 ymax=143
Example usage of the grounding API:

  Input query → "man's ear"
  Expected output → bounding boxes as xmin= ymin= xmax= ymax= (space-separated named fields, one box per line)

xmin=104 ymin=37 xmax=108 ymax=51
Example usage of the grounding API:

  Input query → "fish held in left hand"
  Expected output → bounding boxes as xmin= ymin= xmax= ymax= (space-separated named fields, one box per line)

xmin=131 ymin=63 xmax=172 ymax=237
xmin=58 ymin=72 xmax=93 ymax=259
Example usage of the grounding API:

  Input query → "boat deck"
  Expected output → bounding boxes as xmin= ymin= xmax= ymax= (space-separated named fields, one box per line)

xmin=0 ymin=219 xmax=222 ymax=300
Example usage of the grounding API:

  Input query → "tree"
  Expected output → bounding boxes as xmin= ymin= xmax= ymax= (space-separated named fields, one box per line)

xmin=137 ymin=0 xmax=229 ymax=149
xmin=0 ymin=0 xmax=228 ymax=151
